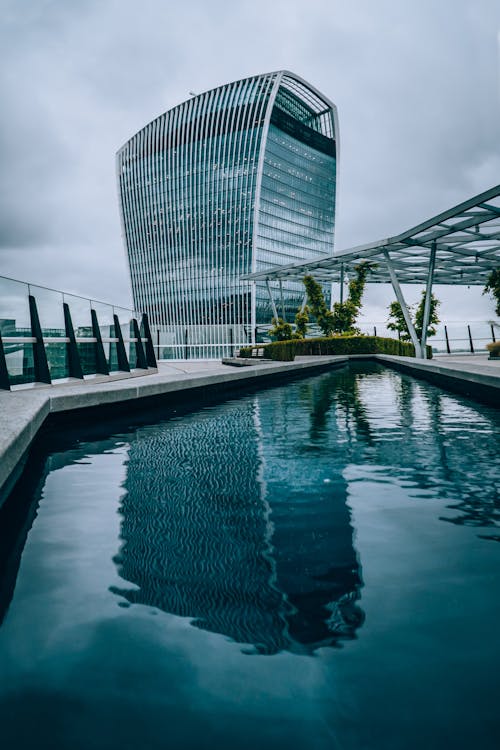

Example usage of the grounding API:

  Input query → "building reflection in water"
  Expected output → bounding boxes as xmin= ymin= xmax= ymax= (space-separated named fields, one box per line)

xmin=110 ymin=364 xmax=499 ymax=653
xmin=1 ymin=363 xmax=497 ymax=650
xmin=111 ymin=383 xmax=364 ymax=654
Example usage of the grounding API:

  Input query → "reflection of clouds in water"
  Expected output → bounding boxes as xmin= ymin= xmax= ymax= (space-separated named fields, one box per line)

xmin=330 ymin=365 xmax=499 ymax=534
xmin=0 ymin=607 xmax=336 ymax=750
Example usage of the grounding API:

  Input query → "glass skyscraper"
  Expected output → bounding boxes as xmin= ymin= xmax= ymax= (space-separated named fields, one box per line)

xmin=117 ymin=71 xmax=338 ymax=358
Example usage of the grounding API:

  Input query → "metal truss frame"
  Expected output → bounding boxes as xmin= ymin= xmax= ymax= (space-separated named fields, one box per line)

xmin=242 ymin=184 xmax=500 ymax=358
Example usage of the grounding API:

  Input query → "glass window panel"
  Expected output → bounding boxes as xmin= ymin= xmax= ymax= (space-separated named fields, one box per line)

xmin=0 ymin=277 xmax=31 ymax=336
xmin=29 ymin=286 xmax=65 ymax=336
xmin=64 ymin=294 xmax=93 ymax=337
xmin=77 ymin=341 xmax=97 ymax=376
xmin=30 ymin=286 xmax=67 ymax=379
xmin=91 ymin=302 xmax=114 ymax=368
xmin=0 ymin=278 xmax=33 ymax=385
xmin=113 ymin=307 xmax=134 ymax=363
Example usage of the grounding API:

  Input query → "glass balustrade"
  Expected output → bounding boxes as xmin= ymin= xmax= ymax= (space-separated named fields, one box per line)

xmin=0 ymin=275 xmax=156 ymax=389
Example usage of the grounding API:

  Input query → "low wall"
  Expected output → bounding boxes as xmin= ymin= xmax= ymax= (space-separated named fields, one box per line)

xmin=374 ymin=354 xmax=500 ymax=404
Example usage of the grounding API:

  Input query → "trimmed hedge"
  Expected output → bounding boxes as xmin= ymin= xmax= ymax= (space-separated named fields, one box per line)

xmin=239 ymin=336 xmax=432 ymax=361
xmin=239 ymin=341 xmax=296 ymax=361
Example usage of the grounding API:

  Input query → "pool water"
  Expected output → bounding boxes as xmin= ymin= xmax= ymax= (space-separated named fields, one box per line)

xmin=0 ymin=363 xmax=498 ymax=749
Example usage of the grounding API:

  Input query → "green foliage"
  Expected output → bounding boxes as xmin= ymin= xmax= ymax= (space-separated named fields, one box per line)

xmin=303 ymin=275 xmax=327 ymax=317
xmin=307 ymin=262 xmax=372 ymax=335
xmin=486 ymin=341 xmax=500 ymax=357
xmin=387 ymin=300 xmax=414 ymax=341
xmin=347 ymin=262 xmax=371 ymax=307
xmin=414 ymin=291 xmax=440 ymax=339
xmin=291 ymin=335 xmax=431 ymax=358
xmin=483 ymin=268 xmax=500 ymax=317
xmin=293 ymin=306 xmax=309 ymax=338
xmin=262 ymin=341 xmax=296 ymax=361
xmin=387 ymin=292 xmax=440 ymax=341
xmin=268 ymin=317 xmax=293 ymax=341
xmin=239 ymin=341 xmax=296 ymax=361
xmin=302 ymin=275 xmax=334 ymax=336
xmin=331 ymin=300 xmax=359 ymax=335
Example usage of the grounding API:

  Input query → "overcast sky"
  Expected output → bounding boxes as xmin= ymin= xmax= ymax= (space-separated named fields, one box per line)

xmin=1 ymin=0 xmax=499 ymax=322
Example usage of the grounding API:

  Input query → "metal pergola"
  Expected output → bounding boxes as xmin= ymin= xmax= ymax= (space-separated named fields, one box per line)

xmin=242 ymin=184 xmax=500 ymax=358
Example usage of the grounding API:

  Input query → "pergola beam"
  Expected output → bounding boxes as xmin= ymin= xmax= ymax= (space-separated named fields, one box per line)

xmin=241 ymin=186 xmax=500 ymax=298
xmin=478 ymin=202 xmax=500 ymax=215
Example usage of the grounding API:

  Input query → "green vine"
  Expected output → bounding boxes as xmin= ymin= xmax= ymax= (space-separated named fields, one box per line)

xmin=330 ymin=262 xmax=372 ymax=334
xmin=293 ymin=306 xmax=310 ymax=338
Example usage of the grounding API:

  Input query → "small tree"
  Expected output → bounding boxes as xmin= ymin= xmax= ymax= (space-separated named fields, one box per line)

xmin=331 ymin=299 xmax=359 ymax=335
xmin=387 ymin=292 xmax=440 ymax=341
xmin=483 ymin=268 xmax=500 ymax=316
xmin=269 ymin=317 xmax=293 ymax=341
xmin=414 ymin=291 xmax=440 ymax=339
xmin=294 ymin=306 xmax=309 ymax=338
xmin=387 ymin=300 xmax=414 ymax=341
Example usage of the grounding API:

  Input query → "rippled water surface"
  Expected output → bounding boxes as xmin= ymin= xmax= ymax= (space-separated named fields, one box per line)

xmin=0 ymin=363 xmax=499 ymax=749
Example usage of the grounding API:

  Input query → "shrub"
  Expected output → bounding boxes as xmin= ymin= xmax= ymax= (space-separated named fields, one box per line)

xmin=290 ymin=335 xmax=425 ymax=357
xmin=268 ymin=317 xmax=293 ymax=341
xmin=239 ymin=336 xmax=431 ymax=361
xmin=263 ymin=341 xmax=297 ymax=361
xmin=238 ymin=342 xmax=296 ymax=361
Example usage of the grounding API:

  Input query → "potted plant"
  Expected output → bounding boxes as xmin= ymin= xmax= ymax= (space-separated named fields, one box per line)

xmin=486 ymin=341 xmax=500 ymax=360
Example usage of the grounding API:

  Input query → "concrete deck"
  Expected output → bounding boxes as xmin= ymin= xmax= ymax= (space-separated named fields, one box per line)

xmin=376 ymin=352 xmax=500 ymax=393
xmin=0 ymin=353 xmax=498 ymax=508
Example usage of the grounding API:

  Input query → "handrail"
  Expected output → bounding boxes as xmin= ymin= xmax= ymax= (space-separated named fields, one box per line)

xmin=0 ymin=276 xmax=157 ymax=389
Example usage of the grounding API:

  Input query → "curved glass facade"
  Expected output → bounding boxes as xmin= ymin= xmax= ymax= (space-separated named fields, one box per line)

xmin=117 ymin=71 xmax=337 ymax=358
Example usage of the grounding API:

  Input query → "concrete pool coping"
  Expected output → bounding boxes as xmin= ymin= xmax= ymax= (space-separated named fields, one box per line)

xmin=1 ymin=353 xmax=498 ymax=507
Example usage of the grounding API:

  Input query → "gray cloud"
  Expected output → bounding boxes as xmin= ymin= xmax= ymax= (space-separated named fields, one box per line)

xmin=0 ymin=0 xmax=499 ymax=320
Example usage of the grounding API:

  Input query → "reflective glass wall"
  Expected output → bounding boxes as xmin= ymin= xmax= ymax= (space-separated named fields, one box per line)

xmin=256 ymin=77 xmax=336 ymax=323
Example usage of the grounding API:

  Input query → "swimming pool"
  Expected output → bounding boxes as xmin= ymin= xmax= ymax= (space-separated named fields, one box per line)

xmin=0 ymin=362 xmax=498 ymax=749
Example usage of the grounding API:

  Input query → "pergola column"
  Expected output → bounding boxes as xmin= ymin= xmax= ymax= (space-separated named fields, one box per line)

xmin=420 ymin=240 xmax=437 ymax=359
xmin=279 ymin=279 xmax=286 ymax=319
xmin=265 ymin=278 xmax=279 ymax=321
xmin=383 ymin=249 xmax=422 ymax=357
